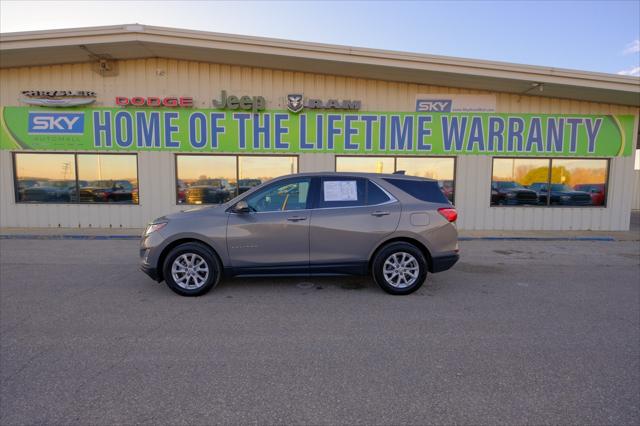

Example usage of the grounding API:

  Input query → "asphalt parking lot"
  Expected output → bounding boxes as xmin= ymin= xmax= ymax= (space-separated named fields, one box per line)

xmin=1 ymin=238 xmax=638 ymax=425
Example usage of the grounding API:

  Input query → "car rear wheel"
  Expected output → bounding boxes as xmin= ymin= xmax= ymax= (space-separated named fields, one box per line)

xmin=163 ymin=242 xmax=221 ymax=296
xmin=372 ymin=242 xmax=427 ymax=295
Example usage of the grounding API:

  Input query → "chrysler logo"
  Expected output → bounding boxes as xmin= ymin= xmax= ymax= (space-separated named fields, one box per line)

xmin=20 ymin=90 xmax=97 ymax=107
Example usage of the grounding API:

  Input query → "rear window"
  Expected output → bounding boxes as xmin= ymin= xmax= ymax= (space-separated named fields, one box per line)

xmin=384 ymin=178 xmax=450 ymax=204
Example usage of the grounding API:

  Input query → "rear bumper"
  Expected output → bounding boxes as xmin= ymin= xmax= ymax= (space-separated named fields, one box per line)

xmin=431 ymin=253 xmax=459 ymax=273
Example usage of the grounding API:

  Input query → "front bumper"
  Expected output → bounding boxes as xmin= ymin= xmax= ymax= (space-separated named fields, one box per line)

xmin=140 ymin=262 xmax=161 ymax=281
xmin=431 ymin=253 xmax=459 ymax=273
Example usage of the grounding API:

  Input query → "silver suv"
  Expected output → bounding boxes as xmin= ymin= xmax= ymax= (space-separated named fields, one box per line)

xmin=140 ymin=172 xmax=459 ymax=296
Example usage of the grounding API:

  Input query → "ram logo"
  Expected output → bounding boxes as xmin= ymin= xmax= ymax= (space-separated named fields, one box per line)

xmin=415 ymin=99 xmax=453 ymax=112
xmin=287 ymin=94 xmax=304 ymax=113
xmin=28 ymin=112 xmax=85 ymax=135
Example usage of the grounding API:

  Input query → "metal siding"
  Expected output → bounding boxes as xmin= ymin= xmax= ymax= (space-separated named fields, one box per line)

xmin=0 ymin=59 xmax=638 ymax=230
xmin=632 ymin=169 xmax=640 ymax=211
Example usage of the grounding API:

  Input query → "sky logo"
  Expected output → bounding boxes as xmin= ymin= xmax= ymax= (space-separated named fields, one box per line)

xmin=28 ymin=112 xmax=85 ymax=135
xmin=415 ymin=99 xmax=453 ymax=112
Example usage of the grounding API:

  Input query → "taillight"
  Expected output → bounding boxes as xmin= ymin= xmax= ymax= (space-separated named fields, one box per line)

xmin=438 ymin=207 xmax=457 ymax=222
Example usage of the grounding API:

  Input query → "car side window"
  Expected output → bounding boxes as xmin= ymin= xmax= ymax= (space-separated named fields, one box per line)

xmin=366 ymin=180 xmax=391 ymax=205
xmin=318 ymin=178 xmax=366 ymax=208
xmin=245 ymin=178 xmax=311 ymax=212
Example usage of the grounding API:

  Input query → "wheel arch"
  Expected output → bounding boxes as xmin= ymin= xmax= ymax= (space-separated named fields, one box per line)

xmin=156 ymin=238 xmax=222 ymax=282
xmin=368 ymin=236 xmax=434 ymax=273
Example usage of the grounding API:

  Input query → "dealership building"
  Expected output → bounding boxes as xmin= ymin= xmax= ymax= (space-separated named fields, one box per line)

xmin=0 ymin=24 xmax=639 ymax=230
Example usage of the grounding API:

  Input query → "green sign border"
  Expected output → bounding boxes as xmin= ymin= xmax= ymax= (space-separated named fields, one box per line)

xmin=0 ymin=106 xmax=635 ymax=157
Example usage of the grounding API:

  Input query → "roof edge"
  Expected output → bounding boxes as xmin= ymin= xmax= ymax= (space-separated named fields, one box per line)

xmin=1 ymin=23 xmax=639 ymax=90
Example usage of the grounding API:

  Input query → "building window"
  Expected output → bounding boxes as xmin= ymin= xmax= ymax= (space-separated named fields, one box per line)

xmin=176 ymin=155 xmax=237 ymax=205
xmin=335 ymin=156 xmax=395 ymax=174
xmin=175 ymin=155 xmax=298 ymax=205
xmin=336 ymin=155 xmax=456 ymax=203
xmin=238 ymin=156 xmax=298 ymax=194
xmin=13 ymin=153 xmax=138 ymax=204
xmin=76 ymin=154 xmax=139 ymax=204
xmin=491 ymin=158 xmax=608 ymax=207
xmin=14 ymin=153 xmax=77 ymax=203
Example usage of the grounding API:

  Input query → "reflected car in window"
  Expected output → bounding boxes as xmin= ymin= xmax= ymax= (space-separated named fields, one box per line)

xmin=529 ymin=182 xmax=592 ymax=206
xmin=185 ymin=179 xmax=233 ymax=204
xmin=490 ymin=181 xmax=539 ymax=206
xmin=140 ymin=172 xmax=459 ymax=297
xmin=78 ymin=180 xmax=134 ymax=203
xmin=21 ymin=180 xmax=76 ymax=202
xmin=438 ymin=180 xmax=454 ymax=202
xmin=573 ymin=184 xmax=605 ymax=206
xmin=176 ymin=180 xmax=187 ymax=204
xmin=238 ymin=179 xmax=262 ymax=194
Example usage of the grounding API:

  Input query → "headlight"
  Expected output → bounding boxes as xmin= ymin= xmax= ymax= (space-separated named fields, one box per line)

xmin=560 ymin=195 xmax=571 ymax=200
xmin=145 ymin=221 xmax=167 ymax=235
xmin=506 ymin=192 xmax=516 ymax=198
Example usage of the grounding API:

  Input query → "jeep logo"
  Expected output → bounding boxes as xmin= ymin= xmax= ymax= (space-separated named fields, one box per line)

xmin=212 ymin=90 xmax=266 ymax=113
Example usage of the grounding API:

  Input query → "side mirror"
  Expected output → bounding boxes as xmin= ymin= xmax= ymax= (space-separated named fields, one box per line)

xmin=233 ymin=200 xmax=251 ymax=213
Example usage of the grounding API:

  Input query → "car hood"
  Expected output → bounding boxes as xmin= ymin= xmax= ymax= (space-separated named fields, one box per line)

xmin=502 ymin=187 xmax=536 ymax=194
xmin=161 ymin=204 xmax=227 ymax=221
xmin=551 ymin=190 xmax=590 ymax=196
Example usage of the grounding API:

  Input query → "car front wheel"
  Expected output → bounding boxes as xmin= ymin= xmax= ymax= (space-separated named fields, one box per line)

xmin=163 ymin=242 xmax=221 ymax=296
xmin=372 ymin=242 xmax=427 ymax=295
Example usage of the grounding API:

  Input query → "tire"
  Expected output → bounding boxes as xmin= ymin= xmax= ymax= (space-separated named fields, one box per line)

xmin=372 ymin=242 xmax=428 ymax=295
xmin=162 ymin=242 xmax=221 ymax=297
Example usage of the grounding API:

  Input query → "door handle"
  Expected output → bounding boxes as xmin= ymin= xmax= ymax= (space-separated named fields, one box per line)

xmin=371 ymin=211 xmax=390 ymax=217
xmin=286 ymin=216 xmax=307 ymax=222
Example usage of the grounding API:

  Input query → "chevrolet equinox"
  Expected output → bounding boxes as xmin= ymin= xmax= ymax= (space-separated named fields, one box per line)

xmin=140 ymin=172 xmax=459 ymax=296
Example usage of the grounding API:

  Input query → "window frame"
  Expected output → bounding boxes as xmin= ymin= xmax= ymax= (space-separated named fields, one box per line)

xmin=489 ymin=156 xmax=610 ymax=208
xmin=174 ymin=153 xmax=299 ymax=205
xmin=334 ymin=154 xmax=457 ymax=204
xmin=12 ymin=151 xmax=140 ymax=205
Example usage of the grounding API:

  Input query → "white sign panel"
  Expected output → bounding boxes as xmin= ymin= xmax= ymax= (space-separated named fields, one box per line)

xmin=415 ymin=94 xmax=496 ymax=113
xmin=323 ymin=180 xmax=358 ymax=201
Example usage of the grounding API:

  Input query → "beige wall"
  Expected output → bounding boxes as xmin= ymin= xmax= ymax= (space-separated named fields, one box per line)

xmin=1 ymin=58 xmax=638 ymax=230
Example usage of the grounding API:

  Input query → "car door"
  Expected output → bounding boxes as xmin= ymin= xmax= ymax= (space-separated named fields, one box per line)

xmin=309 ymin=177 xmax=401 ymax=273
xmin=227 ymin=176 xmax=312 ymax=273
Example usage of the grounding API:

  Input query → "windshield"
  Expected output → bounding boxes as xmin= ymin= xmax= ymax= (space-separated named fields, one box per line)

xmin=195 ymin=179 xmax=222 ymax=187
xmin=551 ymin=184 xmax=571 ymax=191
xmin=495 ymin=181 xmax=519 ymax=189
xmin=49 ymin=181 xmax=73 ymax=188
xmin=89 ymin=180 xmax=114 ymax=189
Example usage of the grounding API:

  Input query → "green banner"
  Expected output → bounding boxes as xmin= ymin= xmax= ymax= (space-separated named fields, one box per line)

xmin=0 ymin=106 xmax=634 ymax=157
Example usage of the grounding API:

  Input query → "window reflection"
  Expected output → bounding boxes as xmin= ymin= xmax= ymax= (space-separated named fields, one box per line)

xmin=550 ymin=159 xmax=608 ymax=206
xmin=14 ymin=153 xmax=76 ymax=203
xmin=238 ymin=156 xmax=298 ymax=193
xmin=77 ymin=154 xmax=138 ymax=204
xmin=335 ymin=157 xmax=394 ymax=174
xmin=396 ymin=157 xmax=455 ymax=203
xmin=491 ymin=158 xmax=608 ymax=207
xmin=176 ymin=155 xmax=236 ymax=205
xmin=491 ymin=158 xmax=548 ymax=206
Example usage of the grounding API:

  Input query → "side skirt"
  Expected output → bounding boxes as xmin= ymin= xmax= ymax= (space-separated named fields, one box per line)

xmin=225 ymin=262 xmax=368 ymax=278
